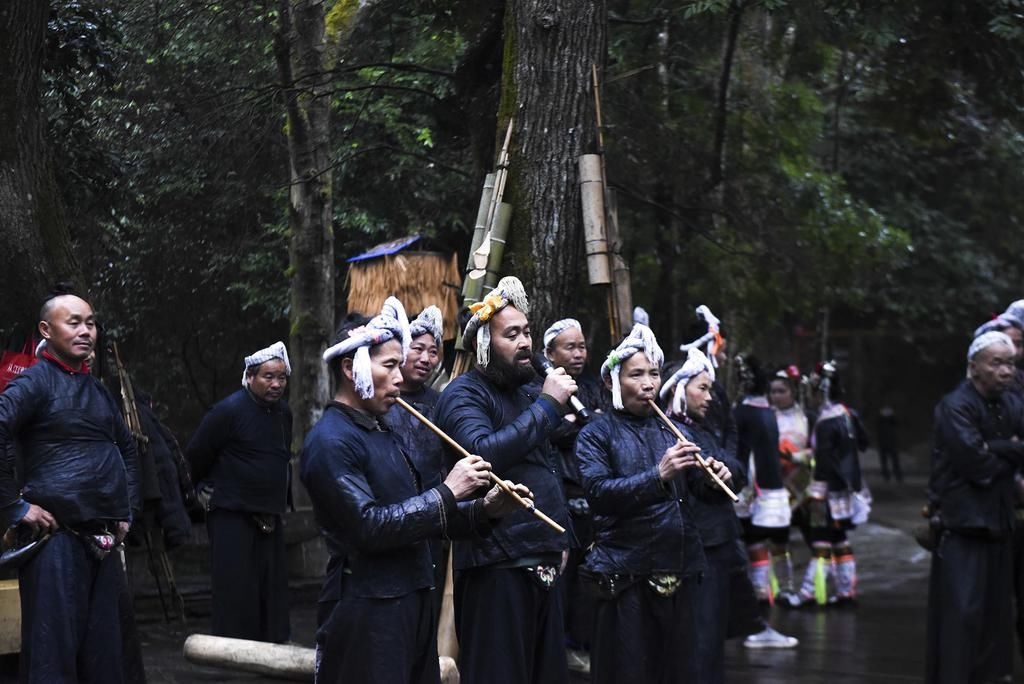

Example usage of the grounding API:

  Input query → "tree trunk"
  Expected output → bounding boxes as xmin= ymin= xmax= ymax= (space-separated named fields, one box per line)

xmin=499 ymin=0 xmax=607 ymax=333
xmin=0 ymin=1 xmax=81 ymax=331
xmin=275 ymin=0 xmax=334 ymax=472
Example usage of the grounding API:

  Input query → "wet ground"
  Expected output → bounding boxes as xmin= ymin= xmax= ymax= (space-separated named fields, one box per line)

xmin=0 ymin=450 xmax=1007 ymax=682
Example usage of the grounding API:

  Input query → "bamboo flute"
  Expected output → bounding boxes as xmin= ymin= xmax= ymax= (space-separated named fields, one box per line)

xmin=647 ymin=400 xmax=740 ymax=502
xmin=395 ymin=397 xmax=565 ymax=534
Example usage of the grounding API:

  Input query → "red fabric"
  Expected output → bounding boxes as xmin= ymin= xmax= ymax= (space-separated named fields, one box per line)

xmin=41 ymin=350 xmax=89 ymax=375
xmin=0 ymin=340 xmax=38 ymax=393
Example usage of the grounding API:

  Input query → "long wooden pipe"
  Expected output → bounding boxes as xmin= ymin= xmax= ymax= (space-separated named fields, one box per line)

xmin=395 ymin=397 xmax=566 ymax=534
xmin=648 ymin=400 xmax=740 ymax=502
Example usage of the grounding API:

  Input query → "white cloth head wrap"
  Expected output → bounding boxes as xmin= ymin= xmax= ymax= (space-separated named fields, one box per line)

xmin=242 ymin=341 xmax=291 ymax=387
xmin=974 ymin=315 xmax=1015 ymax=339
xmin=323 ymin=296 xmax=410 ymax=399
xmin=968 ymin=330 xmax=1015 ymax=362
xmin=633 ymin=307 xmax=650 ymax=327
xmin=409 ymin=305 xmax=443 ymax=347
xmin=543 ymin=318 xmax=582 ymax=359
xmin=463 ymin=276 xmax=529 ymax=368
xmin=600 ymin=324 xmax=664 ymax=410
xmin=659 ymin=347 xmax=716 ymax=417
xmin=679 ymin=305 xmax=724 ymax=368
xmin=1003 ymin=300 xmax=1024 ymax=331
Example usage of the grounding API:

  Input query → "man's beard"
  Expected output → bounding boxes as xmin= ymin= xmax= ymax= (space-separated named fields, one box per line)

xmin=482 ymin=348 xmax=536 ymax=388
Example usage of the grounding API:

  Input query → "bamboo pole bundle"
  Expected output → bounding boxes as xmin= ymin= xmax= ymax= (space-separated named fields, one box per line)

xmin=481 ymin=203 xmax=512 ymax=293
xmin=461 ymin=173 xmax=496 ymax=308
xmin=591 ymin=64 xmax=634 ymax=341
xmin=579 ymin=154 xmax=611 ymax=285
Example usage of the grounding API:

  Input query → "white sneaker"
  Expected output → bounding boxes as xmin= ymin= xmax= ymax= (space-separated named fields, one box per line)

xmin=743 ymin=626 xmax=799 ymax=649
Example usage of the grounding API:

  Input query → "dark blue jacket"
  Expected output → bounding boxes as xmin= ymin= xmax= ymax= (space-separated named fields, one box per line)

xmin=930 ymin=381 xmax=1024 ymax=537
xmin=382 ymin=385 xmax=444 ymax=490
xmin=706 ymin=380 xmax=737 ymax=458
xmin=382 ymin=385 xmax=445 ymax=563
xmin=434 ymin=369 xmax=571 ymax=569
xmin=679 ymin=417 xmax=746 ymax=548
xmin=0 ymin=354 xmax=140 ymax=528
xmin=575 ymin=410 xmax=706 ymax=577
xmin=301 ymin=402 xmax=493 ymax=601
xmin=546 ymin=372 xmax=611 ymax=495
xmin=186 ymin=388 xmax=291 ymax=515
xmin=734 ymin=398 xmax=783 ymax=490
xmin=813 ymin=403 xmax=869 ymax=492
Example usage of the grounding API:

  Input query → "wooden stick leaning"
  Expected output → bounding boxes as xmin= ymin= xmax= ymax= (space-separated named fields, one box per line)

xmin=647 ymin=400 xmax=740 ymax=502
xmin=395 ymin=397 xmax=566 ymax=534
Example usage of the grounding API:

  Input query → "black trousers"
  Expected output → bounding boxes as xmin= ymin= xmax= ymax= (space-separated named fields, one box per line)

xmin=315 ymin=588 xmax=439 ymax=684
xmin=454 ymin=565 xmax=569 ymax=684
xmin=19 ymin=532 xmax=127 ymax=684
xmin=1013 ymin=517 xmax=1024 ymax=659
xmin=563 ymin=511 xmax=595 ymax=649
xmin=591 ymin=576 xmax=698 ymax=684
xmin=207 ymin=509 xmax=290 ymax=642
xmin=926 ymin=531 xmax=1013 ymax=684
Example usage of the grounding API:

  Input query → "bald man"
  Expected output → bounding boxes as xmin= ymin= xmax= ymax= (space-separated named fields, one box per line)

xmin=0 ymin=289 xmax=140 ymax=683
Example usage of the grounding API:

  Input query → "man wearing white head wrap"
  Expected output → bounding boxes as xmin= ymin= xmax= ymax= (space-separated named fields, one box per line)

xmin=382 ymin=304 xmax=448 ymax=620
xmin=241 ymin=340 xmax=291 ymax=387
xmin=926 ymin=330 xmax=1024 ymax=684
xmin=185 ymin=340 xmax=295 ymax=643
xmin=541 ymin=317 xmax=609 ymax=666
xmin=434 ymin=275 xmax=576 ymax=684
xmin=303 ymin=297 xmax=531 ymax=684
xmin=663 ymin=350 xmax=795 ymax=677
xmin=577 ymin=324 xmax=733 ymax=684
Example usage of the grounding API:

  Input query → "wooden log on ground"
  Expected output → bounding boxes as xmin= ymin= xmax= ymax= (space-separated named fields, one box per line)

xmin=183 ymin=634 xmax=459 ymax=683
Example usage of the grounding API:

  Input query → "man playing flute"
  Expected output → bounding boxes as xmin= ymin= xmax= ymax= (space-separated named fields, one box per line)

xmin=301 ymin=297 xmax=529 ymax=684
xmin=434 ymin=276 xmax=576 ymax=684
xmin=575 ymin=324 xmax=730 ymax=684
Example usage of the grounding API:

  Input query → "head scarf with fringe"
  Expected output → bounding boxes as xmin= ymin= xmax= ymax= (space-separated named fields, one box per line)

xmin=242 ymin=341 xmax=291 ymax=388
xmin=679 ymin=305 xmax=724 ymax=368
xmin=659 ymin=347 xmax=716 ymax=417
xmin=600 ymin=324 xmax=664 ymax=410
xmin=463 ymin=276 xmax=529 ymax=369
xmin=543 ymin=318 xmax=582 ymax=359
xmin=409 ymin=305 xmax=443 ymax=347
xmin=323 ymin=296 xmax=410 ymax=400
xmin=633 ymin=306 xmax=650 ymax=327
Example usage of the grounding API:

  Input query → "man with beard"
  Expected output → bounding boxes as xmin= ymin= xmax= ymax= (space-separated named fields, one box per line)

xmin=434 ymin=276 xmax=575 ymax=684
xmin=576 ymin=324 xmax=729 ymax=684
xmin=0 ymin=288 xmax=140 ymax=683
xmin=926 ymin=331 xmax=1024 ymax=684
xmin=302 ymin=297 xmax=530 ymax=683
xmin=382 ymin=305 xmax=448 ymax=617
xmin=186 ymin=341 xmax=293 ymax=642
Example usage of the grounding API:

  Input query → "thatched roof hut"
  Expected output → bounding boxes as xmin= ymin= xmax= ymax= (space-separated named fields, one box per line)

xmin=345 ymin=236 xmax=462 ymax=341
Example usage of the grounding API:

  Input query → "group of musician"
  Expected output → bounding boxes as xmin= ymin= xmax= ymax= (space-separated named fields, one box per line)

xmin=287 ymin=274 xmax=879 ymax=684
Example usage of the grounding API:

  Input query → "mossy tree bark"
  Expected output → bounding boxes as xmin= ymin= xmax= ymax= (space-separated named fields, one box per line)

xmin=0 ymin=1 xmax=81 ymax=332
xmin=275 ymin=0 xmax=334 ymax=464
xmin=498 ymin=0 xmax=607 ymax=334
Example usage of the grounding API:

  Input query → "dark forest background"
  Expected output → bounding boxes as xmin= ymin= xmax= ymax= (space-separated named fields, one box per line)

xmin=2 ymin=0 xmax=1022 ymax=451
